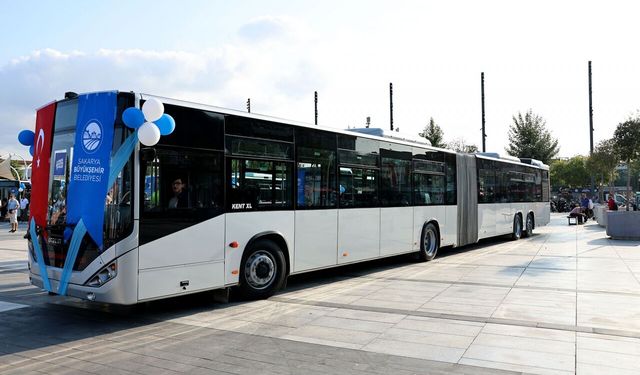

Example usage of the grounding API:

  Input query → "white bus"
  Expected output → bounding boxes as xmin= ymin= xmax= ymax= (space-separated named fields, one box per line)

xmin=28 ymin=91 xmax=550 ymax=304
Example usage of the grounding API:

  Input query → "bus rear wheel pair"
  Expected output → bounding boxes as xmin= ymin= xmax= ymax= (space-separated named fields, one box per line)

xmin=512 ymin=213 xmax=534 ymax=240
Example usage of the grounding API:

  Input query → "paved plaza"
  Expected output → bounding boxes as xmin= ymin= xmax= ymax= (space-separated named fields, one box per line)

xmin=1 ymin=213 xmax=640 ymax=374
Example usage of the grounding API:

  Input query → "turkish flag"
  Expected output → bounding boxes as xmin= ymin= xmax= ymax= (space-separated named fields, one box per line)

xmin=30 ymin=103 xmax=56 ymax=227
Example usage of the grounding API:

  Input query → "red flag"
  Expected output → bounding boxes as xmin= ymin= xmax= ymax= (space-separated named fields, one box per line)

xmin=30 ymin=103 xmax=56 ymax=227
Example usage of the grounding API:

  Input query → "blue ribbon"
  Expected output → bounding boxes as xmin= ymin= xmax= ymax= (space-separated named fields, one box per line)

xmin=57 ymin=219 xmax=86 ymax=295
xmin=109 ymin=131 xmax=137 ymax=187
xmin=56 ymin=132 xmax=137 ymax=296
xmin=30 ymin=218 xmax=51 ymax=292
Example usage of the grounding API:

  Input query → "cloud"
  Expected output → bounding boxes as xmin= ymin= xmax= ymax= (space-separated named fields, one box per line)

xmin=237 ymin=16 xmax=289 ymax=43
xmin=0 ymin=17 xmax=325 ymax=158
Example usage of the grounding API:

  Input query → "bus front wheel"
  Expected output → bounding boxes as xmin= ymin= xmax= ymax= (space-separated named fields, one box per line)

xmin=418 ymin=223 xmax=439 ymax=262
xmin=511 ymin=215 xmax=523 ymax=240
xmin=238 ymin=240 xmax=286 ymax=300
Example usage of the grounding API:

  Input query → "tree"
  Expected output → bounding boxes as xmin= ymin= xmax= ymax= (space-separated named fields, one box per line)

xmin=549 ymin=156 xmax=590 ymax=190
xmin=506 ymin=109 xmax=559 ymax=164
xmin=447 ymin=137 xmax=479 ymax=153
xmin=419 ymin=117 xmax=445 ymax=147
xmin=613 ymin=117 xmax=640 ymax=211
xmin=585 ymin=139 xmax=618 ymax=202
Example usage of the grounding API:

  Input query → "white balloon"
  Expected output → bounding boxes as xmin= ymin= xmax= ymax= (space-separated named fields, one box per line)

xmin=142 ymin=98 xmax=164 ymax=122
xmin=138 ymin=122 xmax=161 ymax=146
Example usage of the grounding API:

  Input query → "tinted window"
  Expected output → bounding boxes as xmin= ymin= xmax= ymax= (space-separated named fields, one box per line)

xmin=542 ymin=170 xmax=550 ymax=202
xmin=296 ymin=129 xmax=337 ymax=209
xmin=159 ymin=104 xmax=224 ymax=150
xmin=413 ymin=160 xmax=445 ymax=174
xmin=339 ymin=150 xmax=379 ymax=166
xmin=226 ymin=116 xmax=294 ymax=142
xmin=534 ymin=170 xmax=543 ymax=202
xmin=412 ymin=149 xmax=444 ymax=162
xmin=228 ymin=159 xmax=293 ymax=211
xmin=380 ymin=155 xmax=411 ymax=206
xmin=338 ymin=134 xmax=356 ymax=150
xmin=414 ymin=173 xmax=445 ymax=205
xmin=445 ymin=153 xmax=457 ymax=205
xmin=140 ymin=148 xmax=224 ymax=245
xmin=227 ymin=136 xmax=292 ymax=159
xmin=339 ymin=167 xmax=378 ymax=208
xmin=479 ymin=168 xmax=496 ymax=203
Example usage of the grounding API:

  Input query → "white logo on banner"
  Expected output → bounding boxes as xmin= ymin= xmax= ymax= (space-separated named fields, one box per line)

xmin=82 ymin=121 xmax=103 ymax=154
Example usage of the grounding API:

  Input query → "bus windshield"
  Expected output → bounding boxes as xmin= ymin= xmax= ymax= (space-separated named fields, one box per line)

xmin=44 ymin=94 xmax=135 ymax=270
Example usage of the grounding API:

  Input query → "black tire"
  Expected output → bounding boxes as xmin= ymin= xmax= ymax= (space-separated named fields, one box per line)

xmin=511 ymin=214 xmax=523 ymax=240
xmin=522 ymin=213 xmax=533 ymax=238
xmin=238 ymin=239 xmax=287 ymax=300
xmin=417 ymin=223 xmax=439 ymax=262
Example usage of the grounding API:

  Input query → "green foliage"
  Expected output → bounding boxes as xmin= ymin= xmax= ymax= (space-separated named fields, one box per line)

xmin=419 ymin=117 xmax=446 ymax=148
xmin=447 ymin=137 xmax=479 ymax=153
xmin=612 ymin=117 xmax=640 ymax=210
xmin=613 ymin=118 xmax=640 ymax=163
xmin=506 ymin=109 xmax=559 ymax=164
xmin=586 ymin=138 xmax=618 ymax=182
xmin=549 ymin=156 xmax=590 ymax=189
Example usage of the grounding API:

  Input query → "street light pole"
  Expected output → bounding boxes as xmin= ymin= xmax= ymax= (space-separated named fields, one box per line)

xmin=389 ymin=82 xmax=394 ymax=131
xmin=481 ymin=72 xmax=487 ymax=152
xmin=588 ymin=61 xmax=595 ymax=196
xmin=314 ymin=91 xmax=318 ymax=125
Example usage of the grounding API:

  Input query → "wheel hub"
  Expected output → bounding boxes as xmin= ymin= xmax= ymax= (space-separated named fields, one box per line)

xmin=245 ymin=251 xmax=276 ymax=290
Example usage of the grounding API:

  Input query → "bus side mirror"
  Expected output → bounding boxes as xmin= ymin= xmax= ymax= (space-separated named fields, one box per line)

xmin=140 ymin=148 xmax=156 ymax=162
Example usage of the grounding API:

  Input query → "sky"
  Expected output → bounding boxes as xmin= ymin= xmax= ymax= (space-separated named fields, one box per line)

xmin=2 ymin=0 xmax=640 ymax=162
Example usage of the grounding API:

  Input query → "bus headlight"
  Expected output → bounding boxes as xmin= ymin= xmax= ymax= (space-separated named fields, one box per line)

xmin=86 ymin=261 xmax=117 ymax=287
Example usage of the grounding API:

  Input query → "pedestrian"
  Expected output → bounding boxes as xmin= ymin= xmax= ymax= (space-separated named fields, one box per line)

xmin=7 ymin=194 xmax=19 ymax=232
xmin=19 ymin=195 xmax=29 ymax=221
xmin=580 ymin=193 xmax=594 ymax=220
xmin=0 ymin=197 xmax=6 ymax=221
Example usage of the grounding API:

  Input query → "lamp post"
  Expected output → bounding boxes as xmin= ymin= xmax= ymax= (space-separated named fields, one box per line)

xmin=10 ymin=153 xmax=29 ymax=180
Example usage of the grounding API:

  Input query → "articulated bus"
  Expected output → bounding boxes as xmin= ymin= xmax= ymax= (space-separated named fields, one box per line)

xmin=28 ymin=91 xmax=550 ymax=304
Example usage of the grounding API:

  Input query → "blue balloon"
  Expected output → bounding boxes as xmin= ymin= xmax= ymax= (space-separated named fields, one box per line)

xmin=155 ymin=114 xmax=176 ymax=136
xmin=122 ymin=107 xmax=145 ymax=129
xmin=18 ymin=130 xmax=35 ymax=146
xmin=29 ymin=144 xmax=34 ymax=156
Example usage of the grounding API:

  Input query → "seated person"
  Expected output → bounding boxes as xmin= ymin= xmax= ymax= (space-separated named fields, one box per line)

xmin=168 ymin=178 xmax=188 ymax=208
xmin=569 ymin=204 xmax=585 ymax=224
xmin=607 ymin=196 xmax=618 ymax=211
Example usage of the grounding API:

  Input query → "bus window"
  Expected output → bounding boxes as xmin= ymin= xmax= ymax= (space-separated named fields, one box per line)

xmin=296 ymin=128 xmax=337 ymax=209
xmin=380 ymin=156 xmax=411 ymax=206
xmin=228 ymin=159 xmax=293 ymax=211
xmin=478 ymin=168 xmax=496 ymax=203
xmin=297 ymin=148 xmax=337 ymax=208
xmin=139 ymin=148 xmax=224 ymax=245
xmin=414 ymin=174 xmax=445 ymax=205
xmin=445 ymin=153 xmax=457 ymax=205
xmin=339 ymin=167 xmax=378 ymax=208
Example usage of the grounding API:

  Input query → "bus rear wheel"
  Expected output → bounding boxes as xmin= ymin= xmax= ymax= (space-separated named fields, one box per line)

xmin=511 ymin=215 xmax=523 ymax=240
xmin=418 ymin=223 xmax=439 ymax=262
xmin=238 ymin=240 xmax=286 ymax=300
xmin=523 ymin=213 xmax=533 ymax=238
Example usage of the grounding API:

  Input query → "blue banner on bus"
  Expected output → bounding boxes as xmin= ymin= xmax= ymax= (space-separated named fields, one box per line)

xmin=66 ymin=92 xmax=117 ymax=249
